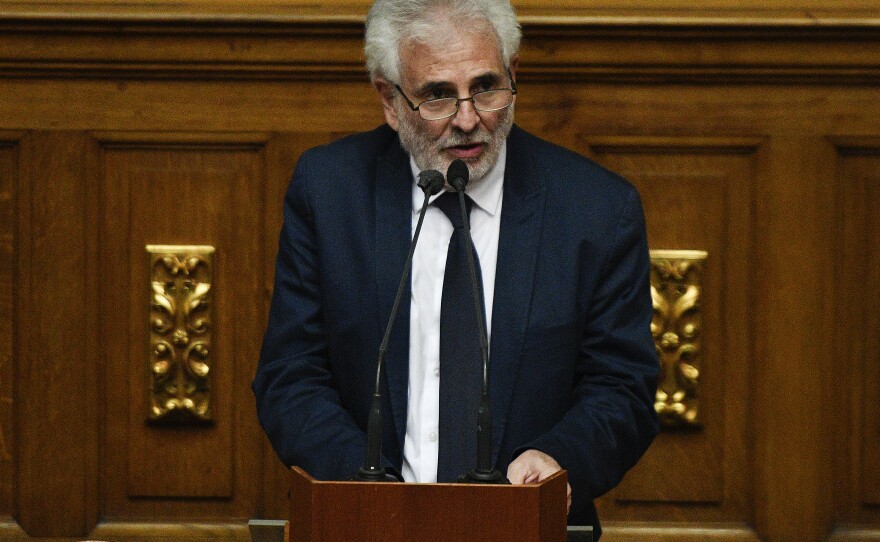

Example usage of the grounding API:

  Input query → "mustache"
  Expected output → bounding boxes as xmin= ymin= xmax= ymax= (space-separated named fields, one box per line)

xmin=438 ymin=130 xmax=490 ymax=148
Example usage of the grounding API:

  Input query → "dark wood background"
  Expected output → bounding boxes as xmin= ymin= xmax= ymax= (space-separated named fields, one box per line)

xmin=0 ymin=1 xmax=879 ymax=541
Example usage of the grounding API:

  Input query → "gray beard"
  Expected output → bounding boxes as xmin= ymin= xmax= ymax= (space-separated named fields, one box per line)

xmin=395 ymin=104 xmax=513 ymax=187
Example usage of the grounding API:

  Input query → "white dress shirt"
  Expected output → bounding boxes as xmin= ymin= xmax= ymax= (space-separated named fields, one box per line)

xmin=401 ymin=144 xmax=506 ymax=483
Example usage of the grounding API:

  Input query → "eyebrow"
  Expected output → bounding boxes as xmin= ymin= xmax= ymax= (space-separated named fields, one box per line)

xmin=412 ymin=81 xmax=451 ymax=98
xmin=411 ymin=71 xmax=505 ymax=98
xmin=472 ymin=72 xmax=503 ymax=87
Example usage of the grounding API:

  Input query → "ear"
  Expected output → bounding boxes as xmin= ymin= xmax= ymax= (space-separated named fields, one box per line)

xmin=373 ymin=78 xmax=400 ymax=131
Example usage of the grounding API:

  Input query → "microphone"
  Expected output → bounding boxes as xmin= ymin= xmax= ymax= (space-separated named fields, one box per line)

xmin=351 ymin=168 xmax=445 ymax=482
xmin=418 ymin=168 xmax=446 ymax=195
xmin=446 ymin=159 xmax=509 ymax=485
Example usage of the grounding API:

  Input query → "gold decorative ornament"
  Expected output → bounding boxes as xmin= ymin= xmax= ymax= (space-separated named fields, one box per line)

xmin=650 ymin=250 xmax=707 ymax=428
xmin=147 ymin=245 xmax=214 ymax=425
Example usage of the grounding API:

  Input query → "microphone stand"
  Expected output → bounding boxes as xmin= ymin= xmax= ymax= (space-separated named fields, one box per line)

xmin=448 ymin=160 xmax=509 ymax=485
xmin=351 ymin=170 xmax=445 ymax=482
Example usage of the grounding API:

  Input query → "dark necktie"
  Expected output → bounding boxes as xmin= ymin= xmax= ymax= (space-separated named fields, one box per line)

xmin=433 ymin=191 xmax=485 ymax=482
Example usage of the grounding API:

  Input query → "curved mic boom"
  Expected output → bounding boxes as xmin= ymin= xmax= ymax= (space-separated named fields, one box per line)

xmin=352 ymin=169 xmax=444 ymax=482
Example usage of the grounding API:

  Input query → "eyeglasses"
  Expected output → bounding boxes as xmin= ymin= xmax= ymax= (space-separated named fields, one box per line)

xmin=394 ymin=69 xmax=517 ymax=121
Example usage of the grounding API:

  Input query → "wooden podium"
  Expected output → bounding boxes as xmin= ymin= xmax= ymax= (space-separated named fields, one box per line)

xmin=288 ymin=466 xmax=569 ymax=542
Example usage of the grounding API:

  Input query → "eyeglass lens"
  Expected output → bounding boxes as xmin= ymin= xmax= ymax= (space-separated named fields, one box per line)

xmin=419 ymin=90 xmax=514 ymax=120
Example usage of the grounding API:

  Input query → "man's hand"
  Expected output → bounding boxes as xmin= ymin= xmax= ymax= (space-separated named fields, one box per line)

xmin=506 ymin=449 xmax=572 ymax=513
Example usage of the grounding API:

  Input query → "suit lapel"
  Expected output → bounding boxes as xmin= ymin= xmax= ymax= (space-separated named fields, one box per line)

xmin=373 ymin=139 xmax=413 ymax=455
xmin=490 ymin=126 xmax=546 ymax=462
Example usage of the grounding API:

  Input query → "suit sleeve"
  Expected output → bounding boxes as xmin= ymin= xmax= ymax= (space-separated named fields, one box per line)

xmin=252 ymin=154 xmax=383 ymax=479
xmin=522 ymin=187 xmax=660 ymax=500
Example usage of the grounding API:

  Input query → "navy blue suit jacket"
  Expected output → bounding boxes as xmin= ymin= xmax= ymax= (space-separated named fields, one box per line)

xmin=253 ymin=124 xmax=659 ymax=533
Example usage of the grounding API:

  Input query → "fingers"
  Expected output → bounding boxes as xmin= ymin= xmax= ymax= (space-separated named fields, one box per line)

xmin=506 ymin=449 xmax=562 ymax=484
xmin=507 ymin=449 xmax=572 ymax=515
xmin=505 ymin=452 xmax=532 ymax=484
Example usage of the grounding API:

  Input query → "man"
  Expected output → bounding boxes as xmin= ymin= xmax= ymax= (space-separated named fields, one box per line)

xmin=253 ymin=0 xmax=659 ymax=535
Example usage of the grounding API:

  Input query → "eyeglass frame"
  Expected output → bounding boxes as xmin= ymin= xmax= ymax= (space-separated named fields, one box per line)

xmin=393 ymin=68 xmax=518 ymax=121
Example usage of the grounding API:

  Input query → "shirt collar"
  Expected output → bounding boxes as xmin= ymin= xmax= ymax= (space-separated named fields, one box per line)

xmin=410 ymin=141 xmax=506 ymax=216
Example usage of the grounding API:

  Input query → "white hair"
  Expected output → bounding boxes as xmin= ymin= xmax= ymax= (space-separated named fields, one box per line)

xmin=364 ymin=0 xmax=521 ymax=82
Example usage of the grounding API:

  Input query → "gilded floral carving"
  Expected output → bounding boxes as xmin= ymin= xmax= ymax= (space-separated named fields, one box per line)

xmin=650 ymin=250 xmax=707 ymax=428
xmin=147 ymin=245 xmax=214 ymax=424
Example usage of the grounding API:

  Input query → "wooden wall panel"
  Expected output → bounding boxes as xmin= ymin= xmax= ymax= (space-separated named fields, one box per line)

xmin=582 ymin=139 xmax=756 ymax=534
xmin=0 ymin=138 xmax=16 ymax=520
xmin=845 ymin=150 xmax=880 ymax=509
xmin=99 ymin=134 xmax=267 ymax=515
xmin=833 ymin=141 xmax=880 ymax=538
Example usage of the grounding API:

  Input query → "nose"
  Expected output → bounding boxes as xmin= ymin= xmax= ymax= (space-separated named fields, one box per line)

xmin=450 ymin=98 xmax=480 ymax=133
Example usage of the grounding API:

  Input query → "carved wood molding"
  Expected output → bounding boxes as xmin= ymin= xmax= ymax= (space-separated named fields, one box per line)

xmin=1 ymin=1 xmax=879 ymax=22
xmin=0 ymin=7 xmax=879 ymax=83
xmin=827 ymin=528 xmax=880 ymax=542
xmin=831 ymin=137 xmax=880 ymax=156
xmin=602 ymin=522 xmax=762 ymax=542
xmin=0 ymin=518 xmax=28 ymax=538
xmin=88 ymin=520 xmax=251 ymax=541
xmin=0 ymin=135 xmax=18 ymax=514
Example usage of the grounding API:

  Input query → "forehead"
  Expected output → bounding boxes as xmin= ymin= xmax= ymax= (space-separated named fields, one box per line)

xmin=398 ymin=24 xmax=506 ymax=87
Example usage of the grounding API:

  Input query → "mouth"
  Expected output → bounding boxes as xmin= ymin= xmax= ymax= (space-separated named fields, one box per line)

xmin=446 ymin=142 xmax=485 ymax=160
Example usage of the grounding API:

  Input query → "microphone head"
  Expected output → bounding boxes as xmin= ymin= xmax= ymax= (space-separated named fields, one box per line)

xmin=417 ymin=169 xmax=445 ymax=196
xmin=446 ymin=159 xmax=469 ymax=192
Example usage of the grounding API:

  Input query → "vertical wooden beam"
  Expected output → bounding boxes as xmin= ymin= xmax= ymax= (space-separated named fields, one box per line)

xmin=15 ymin=132 xmax=98 ymax=537
xmin=752 ymin=136 xmax=834 ymax=541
